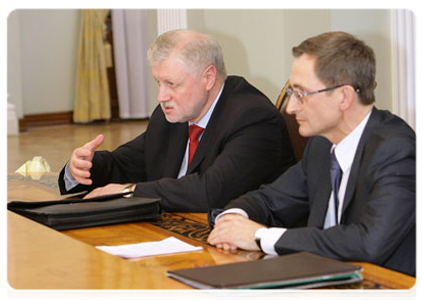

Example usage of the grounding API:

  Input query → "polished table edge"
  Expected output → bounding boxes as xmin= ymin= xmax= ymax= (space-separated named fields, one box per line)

xmin=6 ymin=173 xmax=420 ymax=300
xmin=150 ymin=212 xmax=417 ymax=289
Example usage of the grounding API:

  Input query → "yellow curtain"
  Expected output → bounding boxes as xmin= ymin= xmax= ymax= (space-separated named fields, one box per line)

xmin=73 ymin=9 xmax=111 ymax=123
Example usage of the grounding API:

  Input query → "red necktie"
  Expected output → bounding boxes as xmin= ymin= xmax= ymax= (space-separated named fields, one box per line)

xmin=188 ymin=124 xmax=204 ymax=166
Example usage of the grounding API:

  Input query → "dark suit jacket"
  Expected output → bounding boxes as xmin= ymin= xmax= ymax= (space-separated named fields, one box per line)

xmin=223 ymin=108 xmax=416 ymax=275
xmin=59 ymin=76 xmax=296 ymax=212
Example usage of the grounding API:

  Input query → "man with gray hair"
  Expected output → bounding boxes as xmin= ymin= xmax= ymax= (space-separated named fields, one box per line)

xmin=59 ymin=29 xmax=295 ymax=212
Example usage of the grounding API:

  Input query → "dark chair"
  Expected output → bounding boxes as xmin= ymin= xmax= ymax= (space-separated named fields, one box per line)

xmin=276 ymin=80 xmax=309 ymax=162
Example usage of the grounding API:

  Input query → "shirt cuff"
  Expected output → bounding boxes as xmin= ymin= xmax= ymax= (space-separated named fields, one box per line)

xmin=256 ymin=227 xmax=286 ymax=256
xmin=214 ymin=208 xmax=249 ymax=222
xmin=64 ymin=162 xmax=79 ymax=191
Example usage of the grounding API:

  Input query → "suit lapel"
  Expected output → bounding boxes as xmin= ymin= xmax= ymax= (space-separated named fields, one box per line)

xmin=341 ymin=147 xmax=362 ymax=216
xmin=308 ymin=149 xmax=332 ymax=227
xmin=186 ymin=111 xmax=220 ymax=174
xmin=186 ymin=134 xmax=207 ymax=173
xmin=187 ymin=78 xmax=233 ymax=174
xmin=163 ymin=123 xmax=189 ymax=177
xmin=341 ymin=108 xmax=380 ymax=217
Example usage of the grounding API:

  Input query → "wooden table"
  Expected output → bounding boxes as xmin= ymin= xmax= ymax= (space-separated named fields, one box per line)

xmin=7 ymin=173 xmax=416 ymax=290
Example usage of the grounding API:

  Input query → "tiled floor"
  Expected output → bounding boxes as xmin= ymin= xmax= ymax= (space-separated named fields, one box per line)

xmin=7 ymin=120 xmax=149 ymax=173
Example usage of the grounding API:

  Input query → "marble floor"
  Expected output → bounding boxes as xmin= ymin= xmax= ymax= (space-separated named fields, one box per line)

xmin=7 ymin=120 xmax=149 ymax=173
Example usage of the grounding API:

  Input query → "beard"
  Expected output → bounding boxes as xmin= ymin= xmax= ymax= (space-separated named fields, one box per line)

xmin=161 ymin=98 xmax=208 ymax=124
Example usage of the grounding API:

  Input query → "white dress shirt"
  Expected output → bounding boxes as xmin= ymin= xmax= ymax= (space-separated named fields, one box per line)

xmin=177 ymin=83 xmax=224 ymax=178
xmin=217 ymin=110 xmax=372 ymax=255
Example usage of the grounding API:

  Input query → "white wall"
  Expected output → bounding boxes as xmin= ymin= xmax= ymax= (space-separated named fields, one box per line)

xmin=330 ymin=9 xmax=392 ymax=110
xmin=22 ymin=9 xmax=80 ymax=114
xmin=7 ymin=9 xmax=395 ymax=119
xmin=8 ymin=9 xmax=80 ymax=117
xmin=7 ymin=10 xmax=24 ymax=118
xmin=188 ymin=9 xmax=392 ymax=110
xmin=201 ymin=9 xmax=293 ymax=102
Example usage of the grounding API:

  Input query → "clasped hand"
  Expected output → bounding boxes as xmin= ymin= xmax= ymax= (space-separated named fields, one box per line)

xmin=207 ymin=213 xmax=265 ymax=252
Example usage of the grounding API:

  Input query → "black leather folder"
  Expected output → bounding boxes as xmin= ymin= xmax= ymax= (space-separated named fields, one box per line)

xmin=167 ymin=252 xmax=363 ymax=289
xmin=7 ymin=193 xmax=161 ymax=231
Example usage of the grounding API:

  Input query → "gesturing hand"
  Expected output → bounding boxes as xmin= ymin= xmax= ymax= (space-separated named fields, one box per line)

xmin=69 ymin=134 xmax=104 ymax=185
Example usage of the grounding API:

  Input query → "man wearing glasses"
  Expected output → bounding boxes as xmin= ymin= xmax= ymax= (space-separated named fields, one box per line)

xmin=208 ymin=31 xmax=416 ymax=276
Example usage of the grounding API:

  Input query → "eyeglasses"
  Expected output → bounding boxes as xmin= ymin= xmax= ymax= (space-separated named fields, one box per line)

xmin=286 ymin=84 xmax=360 ymax=104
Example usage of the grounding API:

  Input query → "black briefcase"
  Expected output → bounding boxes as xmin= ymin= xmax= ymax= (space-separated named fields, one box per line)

xmin=7 ymin=193 xmax=161 ymax=231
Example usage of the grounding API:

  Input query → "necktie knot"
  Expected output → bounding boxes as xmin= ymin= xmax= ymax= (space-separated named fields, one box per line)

xmin=189 ymin=124 xmax=204 ymax=143
xmin=188 ymin=124 xmax=204 ymax=166
xmin=330 ymin=152 xmax=342 ymax=175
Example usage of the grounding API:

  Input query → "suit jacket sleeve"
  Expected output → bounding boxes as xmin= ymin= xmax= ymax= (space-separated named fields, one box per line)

xmin=224 ymin=140 xmax=313 ymax=228
xmin=58 ymin=132 xmax=148 ymax=195
xmin=226 ymin=128 xmax=415 ymax=270
xmin=133 ymin=103 xmax=294 ymax=212
xmin=59 ymin=76 xmax=296 ymax=212
xmin=275 ymin=130 xmax=415 ymax=267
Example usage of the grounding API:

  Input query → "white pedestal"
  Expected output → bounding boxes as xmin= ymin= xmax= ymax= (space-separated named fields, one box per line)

xmin=8 ymin=101 xmax=19 ymax=135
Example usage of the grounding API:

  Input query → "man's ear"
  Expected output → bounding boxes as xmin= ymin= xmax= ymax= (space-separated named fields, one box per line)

xmin=339 ymin=85 xmax=356 ymax=111
xmin=203 ymin=65 xmax=217 ymax=91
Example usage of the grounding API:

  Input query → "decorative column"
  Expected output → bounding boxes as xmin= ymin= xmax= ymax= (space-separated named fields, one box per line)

xmin=157 ymin=9 xmax=187 ymax=35
xmin=392 ymin=9 xmax=416 ymax=130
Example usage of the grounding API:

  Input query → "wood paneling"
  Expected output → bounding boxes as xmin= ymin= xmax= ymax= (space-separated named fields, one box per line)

xmin=19 ymin=111 xmax=73 ymax=131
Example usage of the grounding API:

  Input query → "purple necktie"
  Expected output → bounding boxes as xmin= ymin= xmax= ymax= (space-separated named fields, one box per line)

xmin=330 ymin=151 xmax=343 ymax=224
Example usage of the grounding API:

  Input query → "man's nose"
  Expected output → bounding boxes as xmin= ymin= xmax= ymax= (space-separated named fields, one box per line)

xmin=285 ymin=96 xmax=300 ymax=115
xmin=157 ymin=86 xmax=171 ymax=102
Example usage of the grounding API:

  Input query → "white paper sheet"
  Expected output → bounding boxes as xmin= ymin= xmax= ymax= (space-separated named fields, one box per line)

xmin=96 ymin=237 xmax=203 ymax=259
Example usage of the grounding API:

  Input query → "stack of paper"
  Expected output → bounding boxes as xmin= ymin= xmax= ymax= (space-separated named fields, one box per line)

xmin=96 ymin=237 xmax=203 ymax=259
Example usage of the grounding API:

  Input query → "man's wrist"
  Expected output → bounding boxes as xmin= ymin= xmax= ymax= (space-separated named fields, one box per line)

xmin=215 ymin=208 xmax=248 ymax=223
xmin=64 ymin=162 xmax=79 ymax=191
xmin=255 ymin=227 xmax=287 ymax=255
xmin=254 ymin=227 xmax=268 ymax=251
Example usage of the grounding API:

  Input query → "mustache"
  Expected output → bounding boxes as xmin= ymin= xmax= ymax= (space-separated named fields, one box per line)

xmin=160 ymin=102 xmax=175 ymax=110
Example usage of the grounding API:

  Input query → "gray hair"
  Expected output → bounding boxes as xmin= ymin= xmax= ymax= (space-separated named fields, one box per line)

xmin=147 ymin=29 xmax=227 ymax=79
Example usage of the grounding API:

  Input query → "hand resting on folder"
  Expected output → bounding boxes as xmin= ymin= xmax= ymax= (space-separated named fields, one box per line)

xmin=83 ymin=183 xmax=129 ymax=199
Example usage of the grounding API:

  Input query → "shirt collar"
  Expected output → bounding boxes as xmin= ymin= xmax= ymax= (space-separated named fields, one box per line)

xmin=331 ymin=110 xmax=372 ymax=173
xmin=189 ymin=82 xmax=225 ymax=129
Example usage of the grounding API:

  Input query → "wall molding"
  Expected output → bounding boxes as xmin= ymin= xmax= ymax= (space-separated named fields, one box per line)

xmin=19 ymin=111 xmax=74 ymax=132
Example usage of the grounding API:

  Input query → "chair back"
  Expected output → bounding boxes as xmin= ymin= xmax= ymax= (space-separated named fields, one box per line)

xmin=275 ymin=80 xmax=377 ymax=162
xmin=276 ymin=81 xmax=309 ymax=162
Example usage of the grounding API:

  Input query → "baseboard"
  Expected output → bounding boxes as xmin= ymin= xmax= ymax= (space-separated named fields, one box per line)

xmin=19 ymin=111 xmax=74 ymax=131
